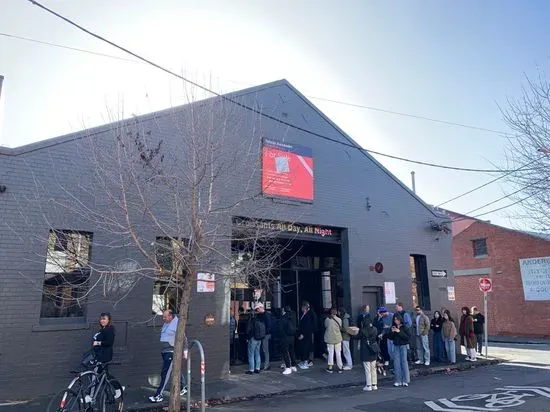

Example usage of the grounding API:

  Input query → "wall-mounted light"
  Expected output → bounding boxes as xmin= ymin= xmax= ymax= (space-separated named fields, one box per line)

xmin=0 ymin=185 xmax=6 ymax=193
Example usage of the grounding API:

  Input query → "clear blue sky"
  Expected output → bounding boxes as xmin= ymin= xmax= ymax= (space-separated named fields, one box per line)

xmin=1 ymin=0 xmax=549 ymax=229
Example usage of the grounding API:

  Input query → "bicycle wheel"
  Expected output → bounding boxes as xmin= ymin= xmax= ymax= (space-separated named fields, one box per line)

xmin=98 ymin=380 xmax=124 ymax=412
xmin=46 ymin=388 xmax=84 ymax=412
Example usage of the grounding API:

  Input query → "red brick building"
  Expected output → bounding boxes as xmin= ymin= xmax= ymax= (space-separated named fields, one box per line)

xmin=449 ymin=211 xmax=550 ymax=338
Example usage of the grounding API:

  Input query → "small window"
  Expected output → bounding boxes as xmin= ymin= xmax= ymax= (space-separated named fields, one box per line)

xmin=473 ymin=239 xmax=488 ymax=258
xmin=152 ymin=237 xmax=187 ymax=315
xmin=40 ymin=230 xmax=92 ymax=319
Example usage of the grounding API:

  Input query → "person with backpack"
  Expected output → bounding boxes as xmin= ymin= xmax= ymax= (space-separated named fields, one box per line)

xmin=357 ymin=317 xmax=380 ymax=391
xmin=246 ymin=303 xmax=267 ymax=374
xmin=279 ymin=305 xmax=298 ymax=375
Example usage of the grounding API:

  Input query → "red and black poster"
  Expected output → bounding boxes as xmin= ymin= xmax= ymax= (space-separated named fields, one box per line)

xmin=261 ymin=138 xmax=314 ymax=202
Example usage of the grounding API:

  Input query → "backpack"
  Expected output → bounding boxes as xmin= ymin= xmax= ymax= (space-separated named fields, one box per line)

xmin=253 ymin=318 xmax=267 ymax=340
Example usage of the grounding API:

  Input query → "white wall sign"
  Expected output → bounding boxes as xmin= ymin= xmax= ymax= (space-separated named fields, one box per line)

xmin=519 ymin=257 xmax=550 ymax=301
xmin=447 ymin=286 xmax=455 ymax=301
xmin=197 ymin=272 xmax=215 ymax=293
xmin=384 ymin=281 xmax=396 ymax=304
xmin=431 ymin=270 xmax=447 ymax=278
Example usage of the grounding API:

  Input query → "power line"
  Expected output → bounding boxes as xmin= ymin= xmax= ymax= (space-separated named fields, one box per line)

xmin=1 ymin=30 xmax=515 ymax=138
xmin=470 ymin=193 xmax=538 ymax=219
xmin=309 ymin=95 xmax=513 ymax=136
xmin=23 ymin=1 xmax=519 ymax=173
xmin=436 ymin=158 xmax=540 ymax=207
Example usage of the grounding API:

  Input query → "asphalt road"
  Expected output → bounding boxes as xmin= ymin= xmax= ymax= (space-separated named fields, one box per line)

xmin=209 ymin=343 xmax=550 ymax=412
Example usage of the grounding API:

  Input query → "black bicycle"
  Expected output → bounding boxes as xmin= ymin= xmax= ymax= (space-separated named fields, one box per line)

xmin=47 ymin=361 xmax=124 ymax=412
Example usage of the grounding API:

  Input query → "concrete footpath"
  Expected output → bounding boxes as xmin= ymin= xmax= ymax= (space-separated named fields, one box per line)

xmin=489 ymin=335 xmax=550 ymax=345
xmin=3 ymin=355 xmax=500 ymax=411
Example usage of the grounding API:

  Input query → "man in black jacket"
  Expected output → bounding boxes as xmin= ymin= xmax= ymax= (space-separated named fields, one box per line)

xmin=297 ymin=301 xmax=316 ymax=369
xmin=279 ymin=305 xmax=298 ymax=375
xmin=472 ymin=307 xmax=485 ymax=355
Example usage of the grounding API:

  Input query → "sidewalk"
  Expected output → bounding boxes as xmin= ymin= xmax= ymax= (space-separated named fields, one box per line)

xmin=489 ymin=335 xmax=550 ymax=345
xmin=4 ymin=355 xmax=500 ymax=411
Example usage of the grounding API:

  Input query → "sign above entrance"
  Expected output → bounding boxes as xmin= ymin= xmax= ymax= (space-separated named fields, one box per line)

xmin=261 ymin=138 xmax=314 ymax=202
xmin=233 ymin=217 xmax=341 ymax=242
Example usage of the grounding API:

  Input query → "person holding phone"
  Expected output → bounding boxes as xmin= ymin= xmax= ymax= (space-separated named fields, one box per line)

xmin=388 ymin=314 xmax=411 ymax=387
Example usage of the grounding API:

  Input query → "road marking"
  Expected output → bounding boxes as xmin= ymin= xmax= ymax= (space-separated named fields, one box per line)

xmin=425 ymin=386 xmax=550 ymax=411
xmin=500 ymin=362 xmax=550 ymax=370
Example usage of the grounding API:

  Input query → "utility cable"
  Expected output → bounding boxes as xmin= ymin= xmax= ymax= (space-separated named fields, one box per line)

xmin=24 ymin=1 xmax=523 ymax=174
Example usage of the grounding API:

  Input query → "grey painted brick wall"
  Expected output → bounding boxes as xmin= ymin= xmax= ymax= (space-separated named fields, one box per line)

xmin=0 ymin=80 xmax=453 ymax=399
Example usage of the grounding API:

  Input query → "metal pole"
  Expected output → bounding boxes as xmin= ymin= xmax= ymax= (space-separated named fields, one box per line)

xmin=484 ymin=292 xmax=488 ymax=358
xmin=411 ymin=171 xmax=416 ymax=193
xmin=186 ymin=350 xmax=191 ymax=412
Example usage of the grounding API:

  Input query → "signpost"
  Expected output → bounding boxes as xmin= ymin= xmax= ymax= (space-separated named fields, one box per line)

xmin=479 ymin=278 xmax=492 ymax=358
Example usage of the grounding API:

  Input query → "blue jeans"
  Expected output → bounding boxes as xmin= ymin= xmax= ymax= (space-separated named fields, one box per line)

xmin=248 ymin=338 xmax=262 ymax=371
xmin=394 ymin=345 xmax=410 ymax=385
xmin=444 ymin=339 xmax=456 ymax=363
xmin=416 ymin=335 xmax=430 ymax=363
xmin=433 ymin=332 xmax=444 ymax=361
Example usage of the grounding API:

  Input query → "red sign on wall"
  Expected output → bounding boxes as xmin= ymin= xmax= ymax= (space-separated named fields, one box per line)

xmin=479 ymin=277 xmax=493 ymax=293
xmin=261 ymin=139 xmax=314 ymax=202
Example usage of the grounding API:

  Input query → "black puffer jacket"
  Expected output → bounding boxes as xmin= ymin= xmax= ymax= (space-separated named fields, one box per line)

xmin=357 ymin=323 xmax=379 ymax=362
xmin=388 ymin=324 xmax=411 ymax=346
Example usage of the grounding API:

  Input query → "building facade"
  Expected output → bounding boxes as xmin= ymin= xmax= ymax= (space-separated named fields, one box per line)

xmin=0 ymin=80 xmax=453 ymax=399
xmin=451 ymin=212 xmax=550 ymax=337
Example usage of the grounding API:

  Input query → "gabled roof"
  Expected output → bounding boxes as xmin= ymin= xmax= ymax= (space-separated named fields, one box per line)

xmin=0 ymin=79 xmax=443 ymax=217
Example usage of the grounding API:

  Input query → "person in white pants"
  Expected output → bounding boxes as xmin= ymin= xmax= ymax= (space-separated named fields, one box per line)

xmin=339 ymin=308 xmax=353 ymax=370
xmin=324 ymin=308 xmax=343 ymax=373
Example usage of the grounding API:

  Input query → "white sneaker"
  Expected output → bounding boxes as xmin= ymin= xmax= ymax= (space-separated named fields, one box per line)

xmin=114 ymin=389 xmax=122 ymax=399
xmin=180 ymin=387 xmax=188 ymax=396
xmin=343 ymin=366 xmax=352 ymax=371
xmin=372 ymin=385 xmax=378 ymax=391
xmin=363 ymin=385 xmax=372 ymax=391
xmin=424 ymin=361 xmax=430 ymax=366
xmin=298 ymin=362 xmax=309 ymax=370
xmin=403 ymin=383 xmax=409 ymax=387
xmin=414 ymin=360 xmax=422 ymax=365
xmin=282 ymin=368 xmax=292 ymax=375
xmin=291 ymin=366 xmax=297 ymax=372
xmin=394 ymin=382 xmax=402 ymax=387
xmin=149 ymin=395 xmax=163 ymax=403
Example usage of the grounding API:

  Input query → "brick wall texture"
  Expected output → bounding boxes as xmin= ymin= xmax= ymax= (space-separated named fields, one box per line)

xmin=453 ymin=220 xmax=550 ymax=337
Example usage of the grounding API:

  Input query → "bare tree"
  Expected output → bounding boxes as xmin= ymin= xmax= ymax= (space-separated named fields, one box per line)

xmin=502 ymin=72 xmax=550 ymax=231
xmin=11 ymin=89 xmax=295 ymax=411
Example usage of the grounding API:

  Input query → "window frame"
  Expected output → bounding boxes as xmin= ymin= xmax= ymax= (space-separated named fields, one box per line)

xmin=472 ymin=238 xmax=488 ymax=258
xmin=39 ymin=230 xmax=93 ymax=321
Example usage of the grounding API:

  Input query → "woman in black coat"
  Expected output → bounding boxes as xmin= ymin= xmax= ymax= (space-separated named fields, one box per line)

xmin=93 ymin=312 xmax=115 ymax=364
xmin=357 ymin=319 xmax=379 ymax=391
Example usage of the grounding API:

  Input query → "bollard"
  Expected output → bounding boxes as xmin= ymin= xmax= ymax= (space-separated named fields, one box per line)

xmin=186 ymin=339 xmax=206 ymax=412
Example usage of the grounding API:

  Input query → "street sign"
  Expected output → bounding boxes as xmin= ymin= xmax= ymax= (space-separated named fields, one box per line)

xmin=479 ymin=277 xmax=493 ymax=292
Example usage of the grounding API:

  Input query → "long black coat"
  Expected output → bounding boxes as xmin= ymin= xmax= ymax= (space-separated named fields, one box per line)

xmin=93 ymin=325 xmax=115 ymax=363
xmin=357 ymin=323 xmax=379 ymax=362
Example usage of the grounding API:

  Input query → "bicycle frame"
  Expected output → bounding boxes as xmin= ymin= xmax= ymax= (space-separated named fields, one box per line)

xmin=60 ymin=366 xmax=107 ymax=410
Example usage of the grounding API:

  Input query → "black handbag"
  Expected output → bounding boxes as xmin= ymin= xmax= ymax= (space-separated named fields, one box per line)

xmin=81 ymin=349 xmax=97 ymax=368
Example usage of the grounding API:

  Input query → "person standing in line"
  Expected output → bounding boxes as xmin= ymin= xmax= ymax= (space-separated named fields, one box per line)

xmin=229 ymin=309 xmax=236 ymax=365
xmin=357 ymin=318 xmax=379 ymax=391
xmin=324 ymin=308 xmax=344 ymax=374
xmin=459 ymin=306 xmax=477 ymax=362
xmin=430 ymin=311 xmax=444 ymax=362
xmin=297 ymin=301 xmax=316 ymax=370
xmin=388 ymin=314 xmax=411 ymax=387
xmin=339 ymin=307 xmax=353 ymax=370
xmin=279 ymin=305 xmax=299 ymax=375
xmin=255 ymin=303 xmax=273 ymax=370
xmin=237 ymin=307 xmax=249 ymax=363
xmin=149 ymin=310 xmax=188 ymax=404
xmin=246 ymin=303 xmax=267 ymax=374
xmin=378 ymin=307 xmax=394 ymax=366
xmin=393 ymin=302 xmax=413 ymax=362
xmin=414 ymin=306 xmax=431 ymax=366
xmin=357 ymin=305 xmax=372 ymax=330
xmin=441 ymin=310 xmax=457 ymax=365
xmin=472 ymin=307 xmax=485 ymax=356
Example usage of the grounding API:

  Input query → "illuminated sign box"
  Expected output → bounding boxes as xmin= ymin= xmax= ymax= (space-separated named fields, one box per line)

xmin=261 ymin=138 xmax=314 ymax=202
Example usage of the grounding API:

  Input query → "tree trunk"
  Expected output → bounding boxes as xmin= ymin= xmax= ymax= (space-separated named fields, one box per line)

xmin=168 ymin=273 xmax=193 ymax=412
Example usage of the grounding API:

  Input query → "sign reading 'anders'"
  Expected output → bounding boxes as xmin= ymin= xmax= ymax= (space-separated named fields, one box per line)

xmin=262 ymin=139 xmax=314 ymax=202
xmin=519 ymin=257 xmax=550 ymax=301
